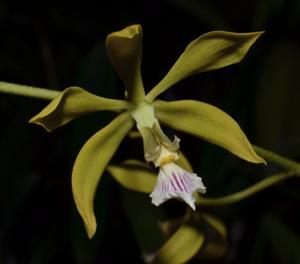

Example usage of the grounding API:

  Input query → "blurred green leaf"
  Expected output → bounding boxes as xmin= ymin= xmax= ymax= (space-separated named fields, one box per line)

xmin=30 ymin=227 xmax=57 ymax=264
xmin=0 ymin=230 xmax=2 ymax=264
xmin=151 ymin=216 xmax=205 ymax=264
xmin=121 ymin=188 xmax=165 ymax=255
xmin=252 ymin=0 xmax=285 ymax=27
xmin=158 ymin=217 xmax=184 ymax=240
xmin=161 ymin=0 xmax=228 ymax=28
xmin=250 ymin=222 xmax=265 ymax=264
xmin=264 ymin=214 xmax=300 ymax=263
xmin=199 ymin=213 xmax=228 ymax=258
xmin=255 ymin=42 xmax=300 ymax=156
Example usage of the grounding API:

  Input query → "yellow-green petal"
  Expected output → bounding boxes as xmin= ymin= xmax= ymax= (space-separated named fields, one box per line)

xmin=106 ymin=25 xmax=145 ymax=102
xmin=107 ymin=159 xmax=156 ymax=193
xmin=155 ymin=100 xmax=265 ymax=164
xmin=147 ymin=31 xmax=263 ymax=101
xmin=29 ymin=86 xmax=128 ymax=132
xmin=72 ymin=112 xmax=134 ymax=238
xmin=152 ymin=218 xmax=205 ymax=264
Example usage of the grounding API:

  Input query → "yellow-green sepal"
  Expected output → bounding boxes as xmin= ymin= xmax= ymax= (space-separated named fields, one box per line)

xmin=72 ymin=112 xmax=134 ymax=239
xmin=147 ymin=31 xmax=263 ymax=101
xmin=151 ymin=217 xmax=205 ymax=264
xmin=29 ymin=86 xmax=128 ymax=132
xmin=106 ymin=25 xmax=145 ymax=102
xmin=155 ymin=100 xmax=265 ymax=164
xmin=107 ymin=160 xmax=156 ymax=193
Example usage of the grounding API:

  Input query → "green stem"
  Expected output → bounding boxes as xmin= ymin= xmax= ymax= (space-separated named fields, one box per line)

xmin=253 ymin=145 xmax=300 ymax=173
xmin=0 ymin=81 xmax=59 ymax=100
xmin=197 ymin=171 xmax=297 ymax=207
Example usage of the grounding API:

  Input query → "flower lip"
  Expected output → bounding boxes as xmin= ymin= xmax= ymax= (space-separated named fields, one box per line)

xmin=150 ymin=162 xmax=206 ymax=210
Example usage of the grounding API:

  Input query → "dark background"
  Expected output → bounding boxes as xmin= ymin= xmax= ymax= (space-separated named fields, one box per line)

xmin=0 ymin=0 xmax=299 ymax=263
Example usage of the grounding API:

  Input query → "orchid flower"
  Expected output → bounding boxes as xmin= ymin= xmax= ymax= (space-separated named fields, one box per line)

xmin=30 ymin=24 xmax=265 ymax=238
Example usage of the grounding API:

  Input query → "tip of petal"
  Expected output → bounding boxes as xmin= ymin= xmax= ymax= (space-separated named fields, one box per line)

xmin=84 ymin=218 xmax=97 ymax=239
xmin=28 ymin=117 xmax=53 ymax=132
xmin=28 ymin=116 xmax=38 ymax=124
xmin=108 ymin=24 xmax=142 ymax=39
xmin=247 ymin=153 xmax=267 ymax=165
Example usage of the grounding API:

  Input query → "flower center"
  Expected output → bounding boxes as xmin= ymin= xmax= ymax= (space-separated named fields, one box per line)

xmin=129 ymin=100 xmax=157 ymax=128
xmin=129 ymin=100 xmax=180 ymax=167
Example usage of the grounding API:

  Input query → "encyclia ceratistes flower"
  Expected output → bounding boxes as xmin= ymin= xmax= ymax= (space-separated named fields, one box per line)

xmin=29 ymin=24 xmax=265 ymax=238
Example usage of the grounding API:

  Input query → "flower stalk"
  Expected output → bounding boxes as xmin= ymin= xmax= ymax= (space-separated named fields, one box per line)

xmin=253 ymin=145 xmax=300 ymax=174
xmin=0 ymin=81 xmax=59 ymax=100
xmin=196 ymin=171 xmax=298 ymax=207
